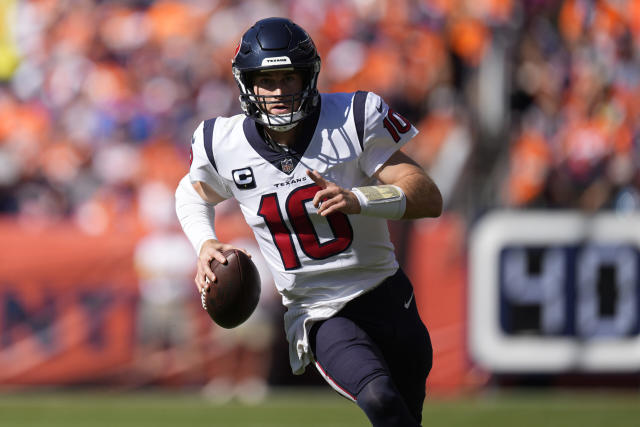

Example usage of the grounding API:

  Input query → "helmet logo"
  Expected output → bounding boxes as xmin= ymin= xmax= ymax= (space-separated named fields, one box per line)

xmin=233 ymin=39 xmax=241 ymax=59
xmin=261 ymin=56 xmax=292 ymax=66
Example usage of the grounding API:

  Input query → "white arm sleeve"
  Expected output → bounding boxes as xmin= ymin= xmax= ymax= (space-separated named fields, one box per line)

xmin=175 ymin=174 xmax=217 ymax=255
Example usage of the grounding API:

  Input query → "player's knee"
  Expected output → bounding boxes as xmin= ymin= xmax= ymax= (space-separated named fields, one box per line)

xmin=356 ymin=376 xmax=419 ymax=427
xmin=357 ymin=376 xmax=395 ymax=414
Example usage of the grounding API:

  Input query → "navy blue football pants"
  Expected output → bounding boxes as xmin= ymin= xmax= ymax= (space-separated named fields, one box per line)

xmin=310 ymin=268 xmax=433 ymax=425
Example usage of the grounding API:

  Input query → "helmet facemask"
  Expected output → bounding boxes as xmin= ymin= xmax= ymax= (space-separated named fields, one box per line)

xmin=233 ymin=63 xmax=320 ymax=132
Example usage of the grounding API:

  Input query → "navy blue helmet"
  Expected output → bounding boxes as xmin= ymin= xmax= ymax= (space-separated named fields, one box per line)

xmin=232 ymin=18 xmax=321 ymax=131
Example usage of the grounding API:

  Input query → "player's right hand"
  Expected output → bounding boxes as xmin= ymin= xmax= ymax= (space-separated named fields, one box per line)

xmin=196 ymin=240 xmax=253 ymax=294
xmin=196 ymin=239 xmax=235 ymax=294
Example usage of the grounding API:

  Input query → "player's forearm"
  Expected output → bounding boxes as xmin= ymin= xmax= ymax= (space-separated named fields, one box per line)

xmin=394 ymin=170 xmax=442 ymax=219
xmin=373 ymin=150 xmax=442 ymax=219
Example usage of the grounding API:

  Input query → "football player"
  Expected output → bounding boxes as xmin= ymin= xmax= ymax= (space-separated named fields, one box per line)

xmin=175 ymin=17 xmax=442 ymax=426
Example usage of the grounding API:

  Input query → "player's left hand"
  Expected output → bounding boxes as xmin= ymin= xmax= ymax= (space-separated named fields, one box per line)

xmin=307 ymin=169 xmax=361 ymax=216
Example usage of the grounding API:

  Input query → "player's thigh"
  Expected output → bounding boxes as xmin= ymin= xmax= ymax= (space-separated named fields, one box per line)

xmin=386 ymin=312 xmax=431 ymax=417
xmin=343 ymin=269 xmax=432 ymax=384
xmin=388 ymin=274 xmax=433 ymax=379
xmin=310 ymin=316 xmax=389 ymax=401
xmin=382 ymin=271 xmax=433 ymax=418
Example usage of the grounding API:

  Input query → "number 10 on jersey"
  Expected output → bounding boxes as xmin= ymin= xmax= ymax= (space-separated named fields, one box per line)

xmin=258 ymin=184 xmax=354 ymax=270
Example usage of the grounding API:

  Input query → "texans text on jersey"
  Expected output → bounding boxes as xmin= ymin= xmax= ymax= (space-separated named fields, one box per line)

xmin=274 ymin=176 xmax=308 ymax=188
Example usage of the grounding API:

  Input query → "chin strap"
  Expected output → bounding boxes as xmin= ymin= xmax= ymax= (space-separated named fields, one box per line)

xmin=261 ymin=113 xmax=301 ymax=132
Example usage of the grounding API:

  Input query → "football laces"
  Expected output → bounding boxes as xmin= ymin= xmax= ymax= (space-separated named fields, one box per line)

xmin=200 ymin=288 xmax=208 ymax=311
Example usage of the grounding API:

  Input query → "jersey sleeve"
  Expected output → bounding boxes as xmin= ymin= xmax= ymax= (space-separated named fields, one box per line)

xmin=357 ymin=92 xmax=419 ymax=177
xmin=188 ymin=120 xmax=234 ymax=199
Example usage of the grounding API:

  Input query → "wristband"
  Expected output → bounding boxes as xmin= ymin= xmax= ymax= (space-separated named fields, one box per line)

xmin=175 ymin=175 xmax=217 ymax=254
xmin=351 ymin=185 xmax=406 ymax=219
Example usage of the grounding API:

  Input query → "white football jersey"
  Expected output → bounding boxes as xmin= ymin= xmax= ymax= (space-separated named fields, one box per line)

xmin=189 ymin=91 xmax=418 ymax=373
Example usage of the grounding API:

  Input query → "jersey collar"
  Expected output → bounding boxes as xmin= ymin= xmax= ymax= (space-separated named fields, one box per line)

xmin=243 ymin=98 xmax=321 ymax=175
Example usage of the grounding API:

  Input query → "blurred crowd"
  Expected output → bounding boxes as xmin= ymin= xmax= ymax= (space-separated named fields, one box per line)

xmin=503 ymin=0 xmax=640 ymax=212
xmin=1 ymin=0 xmax=639 ymax=232
xmin=0 ymin=0 xmax=499 ymax=233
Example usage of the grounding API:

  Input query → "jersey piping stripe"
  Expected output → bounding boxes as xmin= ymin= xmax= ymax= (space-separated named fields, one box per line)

xmin=203 ymin=118 xmax=218 ymax=172
xmin=353 ymin=90 xmax=368 ymax=151
xmin=314 ymin=361 xmax=357 ymax=402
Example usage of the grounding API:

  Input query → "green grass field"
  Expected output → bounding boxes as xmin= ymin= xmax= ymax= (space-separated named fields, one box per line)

xmin=1 ymin=388 xmax=639 ymax=427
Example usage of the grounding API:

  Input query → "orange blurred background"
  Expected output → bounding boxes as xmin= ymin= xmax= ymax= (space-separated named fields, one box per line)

xmin=1 ymin=0 xmax=640 ymax=396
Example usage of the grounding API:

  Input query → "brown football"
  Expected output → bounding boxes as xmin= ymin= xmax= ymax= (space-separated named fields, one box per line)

xmin=201 ymin=249 xmax=261 ymax=329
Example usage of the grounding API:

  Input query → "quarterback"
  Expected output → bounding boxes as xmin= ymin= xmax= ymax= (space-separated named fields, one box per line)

xmin=175 ymin=17 xmax=442 ymax=426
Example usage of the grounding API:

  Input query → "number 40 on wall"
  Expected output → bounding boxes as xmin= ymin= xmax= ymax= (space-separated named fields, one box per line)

xmin=469 ymin=211 xmax=640 ymax=373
